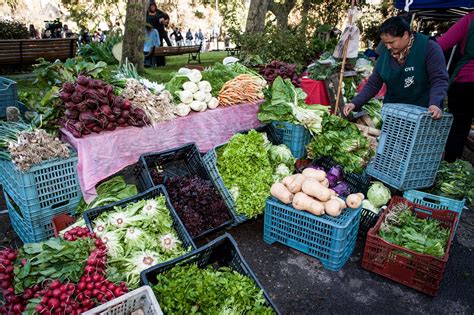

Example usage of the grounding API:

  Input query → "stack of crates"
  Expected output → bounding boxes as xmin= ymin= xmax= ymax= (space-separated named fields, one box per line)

xmin=0 ymin=152 xmax=82 ymax=243
xmin=367 ymin=103 xmax=453 ymax=190
xmin=263 ymin=197 xmax=361 ymax=271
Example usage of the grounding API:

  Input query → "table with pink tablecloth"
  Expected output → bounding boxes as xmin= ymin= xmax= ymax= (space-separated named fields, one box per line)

xmin=61 ymin=102 xmax=262 ymax=202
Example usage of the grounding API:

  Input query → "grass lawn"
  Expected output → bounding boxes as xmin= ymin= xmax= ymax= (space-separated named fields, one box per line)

xmin=11 ymin=51 xmax=227 ymax=95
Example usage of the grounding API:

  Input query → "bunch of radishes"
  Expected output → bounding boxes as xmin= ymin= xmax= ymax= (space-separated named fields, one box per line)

xmin=0 ymin=227 xmax=128 ymax=315
xmin=60 ymin=75 xmax=150 ymax=138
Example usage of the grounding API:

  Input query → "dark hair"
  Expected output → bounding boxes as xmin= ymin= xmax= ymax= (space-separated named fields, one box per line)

xmin=379 ymin=16 xmax=411 ymax=37
xmin=162 ymin=13 xmax=169 ymax=20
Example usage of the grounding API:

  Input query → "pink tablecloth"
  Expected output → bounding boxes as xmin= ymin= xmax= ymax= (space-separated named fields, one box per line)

xmin=61 ymin=102 xmax=262 ymax=202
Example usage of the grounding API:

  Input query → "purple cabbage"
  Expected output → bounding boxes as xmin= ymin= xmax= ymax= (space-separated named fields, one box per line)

xmin=327 ymin=173 xmax=338 ymax=188
xmin=333 ymin=181 xmax=350 ymax=197
xmin=327 ymin=165 xmax=344 ymax=182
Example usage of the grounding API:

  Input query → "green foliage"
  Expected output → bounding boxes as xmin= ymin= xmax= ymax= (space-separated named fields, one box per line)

xmin=152 ymin=264 xmax=274 ymax=314
xmin=14 ymin=237 xmax=95 ymax=293
xmin=201 ymin=62 xmax=237 ymax=97
xmin=217 ymin=130 xmax=275 ymax=218
xmin=429 ymin=160 xmax=474 ymax=206
xmin=231 ymin=23 xmax=337 ymax=66
xmin=0 ymin=20 xmax=29 ymax=40
xmin=60 ymin=0 xmax=123 ymax=30
xmin=78 ymin=33 xmax=122 ymax=65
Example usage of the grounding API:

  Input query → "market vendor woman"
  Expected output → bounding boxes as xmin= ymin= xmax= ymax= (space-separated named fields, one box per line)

xmin=344 ymin=16 xmax=449 ymax=119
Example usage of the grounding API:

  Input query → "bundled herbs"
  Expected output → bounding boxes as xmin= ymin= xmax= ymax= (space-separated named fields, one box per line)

xmin=152 ymin=264 xmax=274 ymax=314
xmin=160 ymin=174 xmax=231 ymax=238
xmin=114 ymin=59 xmax=164 ymax=94
xmin=121 ymin=79 xmax=175 ymax=124
xmin=202 ymin=63 xmax=238 ymax=97
xmin=306 ymin=114 xmax=373 ymax=173
xmin=76 ymin=176 xmax=138 ymax=215
xmin=429 ymin=160 xmax=474 ymax=206
xmin=60 ymin=76 xmax=150 ymax=138
xmin=379 ymin=202 xmax=451 ymax=258
xmin=217 ymin=130 xmax=275 ymax=218
xmin=258 ymin=77 xmax=329 ymax=135
xmin=260 ymin=60 xmax=301 ymax=87
xmin=91 ymin=197 xmax=189 ymax=288
xmin=6 ymin=129 xmax=70 ymax=171
xmin=218 ymin=74 xmax=266 ymax=106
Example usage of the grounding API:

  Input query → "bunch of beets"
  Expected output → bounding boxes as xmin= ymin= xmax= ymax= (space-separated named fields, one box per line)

xmin=0 ymin=227 xmax=128 ymax=315
xmin=60 ymin=75 xmax=150 ymax=138
xmin=259 ymin=61 xmax=301 ymax=87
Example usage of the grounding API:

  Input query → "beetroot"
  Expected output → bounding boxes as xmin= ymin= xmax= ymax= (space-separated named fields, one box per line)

xmin=59 ymin=92 xmax=72 ymax=102
xmin=100 ymin=105 xmax=112 ymax=116
xmin=79 ymin=112 xmax=95 ymax=124
xmin=117 ymin=117 xmax=126 ymax=125
xmin=62 ymin=82 xmax=75 ymax=93
xmin=76 ymin=75 xmax=89 ymax=87
xmin=70 ymin=92 xmax=83 ymax=104
xmin=106 ymin=122 xmax=117 ymax=131
xmin=65 ymin=109 xmax=79 ymax=120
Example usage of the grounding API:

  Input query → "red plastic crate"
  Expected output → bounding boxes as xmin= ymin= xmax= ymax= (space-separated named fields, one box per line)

xmin=52 ymin=214 xmax=77 ymax=237
xmin=361 ymin=196 xmax=457 ymax=296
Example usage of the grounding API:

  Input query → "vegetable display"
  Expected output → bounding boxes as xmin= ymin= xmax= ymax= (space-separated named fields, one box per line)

xmin=218 ymin=74 xmax=266 ymax=106
xmin=159 ymin=174 xmax=231 ymax=238
xmin=76 ymin=176 xmax=138 ymax=216
xmin=379 ymin=202 xmax=450 ymax=258
xmin=429 ymin=159 xmax=474 ymax=206
xmin=270 ymin=170 xmax=363 ymax=217
xmin=306 ymin=114 xmax=373 ymax=173
xmin=60 ymin=76 xmax=150 ymax=138
xmin=91 ymin=197 xmax=189 ymax=288
xmin=0 ymin=228 xmax=128 ymax=314
xmin=217 ymin=130 xmax=275 ymax=218
xmin=260 ymin=60 xmax=301 ymax=87
xmin=152 ymin=264 xmax=274 ymax=314
xmin=258 ymin=77 xmax=329 ymax=135
xmin=121 ymin=79 xmax=175 ymax=123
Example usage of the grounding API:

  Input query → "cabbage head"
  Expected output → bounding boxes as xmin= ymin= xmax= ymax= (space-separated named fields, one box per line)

xmin=367 ymin=181 xmax=391 ymax=208
xmin=268 ymin=144 xmax=295 ymax=169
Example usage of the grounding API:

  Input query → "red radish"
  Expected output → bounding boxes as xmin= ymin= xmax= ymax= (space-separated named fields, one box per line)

xmin=47 ymin=298 xmax=60 ymax=309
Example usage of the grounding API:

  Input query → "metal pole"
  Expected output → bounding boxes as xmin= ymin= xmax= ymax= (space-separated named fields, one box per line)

xmin=216 ymin=0 xmax=219 ymax=51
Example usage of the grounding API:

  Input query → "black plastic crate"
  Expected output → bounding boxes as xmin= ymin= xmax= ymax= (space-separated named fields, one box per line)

xmin=136 ymin=143 xmax=234 ymax=240
xmin=82 ymin=186 xmax=196 ymax=251
xmin=140 ymin=233 xmax=280 ymax=314
xmin=358 ymin=208 xmax=381 ymax=241
xmin=314 ymin=157 xmax=371 ymax=195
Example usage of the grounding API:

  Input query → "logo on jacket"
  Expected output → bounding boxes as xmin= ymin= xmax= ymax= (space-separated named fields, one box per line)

xmin=404 ymin=76 xmax=415 ymax=88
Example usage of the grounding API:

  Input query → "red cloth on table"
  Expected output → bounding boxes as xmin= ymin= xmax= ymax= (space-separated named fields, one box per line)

xmin=300 ymin=78 xmax=330 ymax=106
xmin=357 ymin=77 xmax=387 ymax=98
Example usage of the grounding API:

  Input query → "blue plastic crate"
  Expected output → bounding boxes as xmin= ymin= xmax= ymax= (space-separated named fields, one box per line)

xmin=271 ymin=121 xmax=311 ymax=159
xmin=367 ymin=104 xmax=453 ymax=191
xmin=403 ymin=190 xmax=465 ymax=235
xmin=5 ymin=190 xmax=76 ymax=243
xmin=83 ymin=186 xmax=196 ymax=251
xmin=263 ymin=197 xmax=361 ymax=271
xmin=0 ymin=151 xmax=82 ymax=222
xmin=0 ymin=77 xmax=18 ymax=117
xmin=136 ymin=143 xmax=234 ymax=240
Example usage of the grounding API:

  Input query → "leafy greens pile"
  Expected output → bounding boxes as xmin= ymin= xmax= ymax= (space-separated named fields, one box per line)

xmin=91 ymin=197 xmax=189 ymax=288
xmin=13 ymin=237 xmax=95 ymax=293
xmin=362 ymin=99 xmax=383 ymax=129
xmin=201 ymin=62 xmax=238 ymax=97
xmin=429 ymin=159 xmax=474 ymax=206
xmin=76 ymin=176 xmax=138 ymax=216
xmin=258 ymin=77 xmax=329 ymax=135
xmin=217 ymin=130 xmax=294 ymax=218
xmin=152 ymin=264 xmax=274 ymax=314
xmin=306 ymin=114 xmax=373 ymax=173
xmin=379 ymin=202 xmax=450 ymax=258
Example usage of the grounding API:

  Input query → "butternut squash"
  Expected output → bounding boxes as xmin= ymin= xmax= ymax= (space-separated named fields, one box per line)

xmin=281 ymin=174 xmax=297 ymax=189
xmin=302 ymin=168 xmax=326 ymax=181
xmin=330 ymin=195 xmax=346 ymax=209
xmin=346 ymin=194 xmax=362 ymax=209
xmin=324 ymin=199 xmax=342 ymax=217
xmin=356 ymin=193 xmax=365 ymax=200
xmin=288 ymin=174 xmax=306 ymax=193
xmin=320 ymin=178 xmax=330 ymax=188
xmin=270 ymin=182 xmax=294 ymax=204
xmin=292 ymin=192 xmax=325 ymax=216
xmin=301 ymin=178 xmax=331 ymax=202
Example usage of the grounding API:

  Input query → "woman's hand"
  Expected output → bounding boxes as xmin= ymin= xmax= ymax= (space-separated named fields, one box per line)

xmin=343 ymin=103 xmax=356 ymax=117
xmin=428 ymin=105 xmax=442 ymax=120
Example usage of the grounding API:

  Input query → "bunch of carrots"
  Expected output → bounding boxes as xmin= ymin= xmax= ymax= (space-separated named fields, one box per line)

xmin=218 ymin=74 xmax=266 ymax=106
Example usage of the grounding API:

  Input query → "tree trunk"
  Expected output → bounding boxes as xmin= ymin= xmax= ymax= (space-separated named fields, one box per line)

xmin=245 ymin=0 xmax=270 ymax=34
xmin=122 ymin=0 xmax=146 ymax=72
xmin=267 ymin=0 xmax=297 ymax=29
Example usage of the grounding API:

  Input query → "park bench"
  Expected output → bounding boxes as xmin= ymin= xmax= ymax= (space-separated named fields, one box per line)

xmin=225 ymin=46 xmax=241 ymax=56
xmin=0 ymin=38 xmax=77 ymax=66
xmin=149 ymin=44 xmax=202 ymax=64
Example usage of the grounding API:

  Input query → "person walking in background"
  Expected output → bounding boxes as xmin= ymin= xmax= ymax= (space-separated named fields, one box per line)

xmin=437 ymin=11 xmax=474 ymax=162
xmin=195 ymin=29 xmax=204 ymax=45
xmin=144 ymin=23 xmax=160 ymax=68
xmin=186 ymin=29 xmax=193 ymax=45
xmin=170 ymin=27 xmax=183 ymax=46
